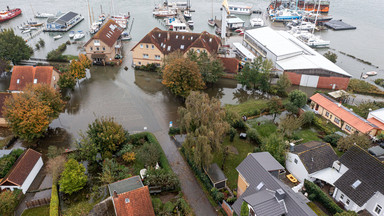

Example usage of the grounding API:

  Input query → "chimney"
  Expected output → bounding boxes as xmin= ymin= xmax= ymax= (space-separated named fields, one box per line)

xmin=167 ymin=31 xmax=170 ymax=40
xmin=289 ymin=143 xmax=295 ymax=152
xmin=113 ymin=190 xmax=118 ymax=198
xmin=338 ymin=103 xmax=341 ymax=107
xmin=275 ymin=189 xmax=286 ymax=201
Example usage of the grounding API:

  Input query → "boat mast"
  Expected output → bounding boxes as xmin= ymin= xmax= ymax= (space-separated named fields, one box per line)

xmin=211 ymin=0 xmax=213 ymax=20
xmin=87 ymin=0 xmax=92 ymax=27
xmin=30 ymin=4 xmax=35 ymax=17
xmin=128 ymin=18 xmax=134 ymax=35
xmin=312 ymin=0 xmax=321 ymax=34
xmin=91 ymin=6 xmax=95 ymax=23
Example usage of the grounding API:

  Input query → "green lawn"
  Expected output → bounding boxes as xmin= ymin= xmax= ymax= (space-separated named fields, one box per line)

xmin=213 ymin=135 xmax=255 ymax=190
xmin=225 ymin=99 xmax=269 ymax=117
xmin=251 ymin=121 xmax=278 ymax=138
xmin=21 ymin=205 xmax=50 ymax=216
xmin=295 ymin=128 xmax=322 ymax=143
xmin=62 ymin=200 xmax=95 ymax=216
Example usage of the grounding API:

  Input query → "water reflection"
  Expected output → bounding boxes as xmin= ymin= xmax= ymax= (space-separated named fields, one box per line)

xmin=134 ymin=70 xmax=164 ymax=95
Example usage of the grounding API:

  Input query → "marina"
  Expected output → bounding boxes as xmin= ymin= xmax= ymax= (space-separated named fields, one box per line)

xmin=324 ymin=19 xmax=357 ymax=31
xmin=44 ymin=11 xmax=84 ymax=32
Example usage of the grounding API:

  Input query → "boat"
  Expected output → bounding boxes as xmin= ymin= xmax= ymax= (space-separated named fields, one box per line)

xmin=98 ymin=13 xmax=106 ymax=22
xmin=207 ymin=0 xmax=215 ymax=27
xmin=69 ymin=31 xmax=75 ymax=38
xmin=153 ymin=8 xmax=177 ymax=17
xmin=21 ymin=29 xmax=31 ymax=34
xmin=183 ymin=10 xmax=191 ymax=19
xmin=269 ymin=0 xmax=330 ymax=14
xmin=187 ymin=20 xmax=194 ymax=28
xmin=250 ymin=17 xmax=264 ymax=27
xmin=362 ymin=75 xmax=369 ymax=79
xmin=53 ymin=35 xmax=63 ymax=40
xmin=111 ymin=14 xmax=129 ymax=29
xmin=34 ymin=12 xmax=54 ymax=18
xmin=288 ymin=20 xmax=315 ymax=31
xmin=271 ymin=9 xmax=302 ymax=22
xmin=73 ymin=31 xmax=85 ymax=40
xmin=227 ymin=4 xmax=252 ymax=15
xmin=366 ymin=71 xmax=378 ymax=76
xmin=299 ymin=34 xmax=330 ymax=48
xmin=29 ymin=27 xmax=37 ymax=30
xmin=226 ymin=15 xmax=245 ymax=30
xmin=0 ymin=7 xmax=22 ymax=23
xmin=121 ymin=17 xmax=134 ymax=41
xmin=164 ymin=17 xmax=179 ymax=26
xmin=90 ymin=21 xmax=102 ymax=34
xmin=305 ymin=14 xmax=333 ymax=24
xmin=169 ymin=22 xmax=188 ymax=32
xmin=27 ymin=21 xmax=44 ymax=27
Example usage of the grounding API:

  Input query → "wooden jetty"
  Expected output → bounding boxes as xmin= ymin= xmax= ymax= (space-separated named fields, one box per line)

xmin=176 ymin=10 xmax=191 ymax=32
xmin=325 ymin=19 xmax=356 ymax=30
xmin=24 ymin=28 xmax=43 ymax=42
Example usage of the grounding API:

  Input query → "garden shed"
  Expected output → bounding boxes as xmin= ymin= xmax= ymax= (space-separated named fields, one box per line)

xmin=204 ymin=163 xmax=227 ymax=189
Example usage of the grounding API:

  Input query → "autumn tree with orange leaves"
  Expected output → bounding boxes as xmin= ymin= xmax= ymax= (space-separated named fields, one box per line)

xmin=161 ymin=58 xmax=205 ymax=97
xmin=3 ymin=84 xmax=65 ymax=142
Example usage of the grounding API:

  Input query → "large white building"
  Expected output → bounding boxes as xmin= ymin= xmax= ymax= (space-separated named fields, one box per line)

xmin=241 ymin=27 xmax=352 ymax=90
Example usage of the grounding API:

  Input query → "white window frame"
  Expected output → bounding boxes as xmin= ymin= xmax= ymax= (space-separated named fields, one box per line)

xmin=140 ymin=44 xmax=143 ymax=48
xmin=375 ymin=204 xmax=382 ymax=215
xmin=346 ymin=199 xmax=350 ymax=206
xmin=155 ymin=55 xmax=161 ymax=60
xmin=340 ymin=194 xmax=344 ymax=201
xmin=345 ymin=125 xmax=352 ymax=132
xmin=94 ymin=40 xmax=100 ymax=46
xmin=33 ymin=79 xmax=38 ymax=84
xmin=143 ymin=54 xmax=149 ymax=59
xmin=325 ymin=112 xmax=329 ymax=117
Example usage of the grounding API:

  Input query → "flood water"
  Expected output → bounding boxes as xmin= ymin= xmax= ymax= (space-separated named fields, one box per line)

xmin=0 ymin=0 xmax=383 ymax=148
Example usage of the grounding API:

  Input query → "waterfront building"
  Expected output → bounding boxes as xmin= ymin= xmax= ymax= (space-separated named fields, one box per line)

xmin=241 ymin=27 xmax=351 ymax=90
xmin=84 ymin=19 xmax=124 ymax=65
xmin=44 ymin=11 xmax=83 ymax=32
xmin=131 ymin=27 xmax=221 ymax=67
xmin=8 ymin=66 xmax=60 ymax=93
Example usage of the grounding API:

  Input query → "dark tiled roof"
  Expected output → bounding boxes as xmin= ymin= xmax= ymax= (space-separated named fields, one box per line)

xmin=9 ymin=66 xmax=55 ymax=91
xmin=334 ymin=146 xmax=384 ymax=206
xmin=294 ymin=141 xmax=339 ymax=174
xmin=108 ymin=176 xmax=143 ymax=196
xmin=232 ymin=152 xmax=316 ymax=216
xmin=85 ymin=19 xmax=124 ymax=48
xmin=131 ymin=27 xmax=221 ymax=55
xmin=251 ymin=152 xmax=284 ymax=172
xmin=205 ymin=163 xmax=227 ymax=184
xmin=219 ymin=57 xmax=239 ymax=74
xmin=0 ymin=149 xmax=42 ymax=187
xmin=243 ymin=190 xmax=286 ymax=216
xmin=0 ymin=92 xmax=11 ymax=118
xmin=113 ymin=186 xmax=155 ymax=216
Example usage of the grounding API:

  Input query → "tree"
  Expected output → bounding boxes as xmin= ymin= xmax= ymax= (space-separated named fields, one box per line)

xmin=0 ymin=59 xmax=12 ymax=75
xmin=59 ymin=159 xmax=87 ymax=195
xmin=144 ymin=168 xmax=180 ymax=191
xmin=268 ymin=97 xmax=283 ymax=121
xmin=323 ymin=51 xmax=337 ymax=63
xmin=162 ymin=58 xmax=205 ymax=97
xmin=240 ymin=201 xmax=249 ymax=216
xmin=79 ymin=53 xmax=91 ymax=69
xmin=299 ymin=111 xmax=315 ymax=127
xmin=0 ymin=29 xmax=33 ymax=64
xmin=337 ymin=134 xmax=371 ymax=151
xmin=279 ymin=115 xmax=303 ymax=137
xmin=137 ymin=142 xmax=160 ymax=167
xmin=323 ymin=134 xmax=342 ymax=147
xmin=3 ymin=84 xmax=64 ymax=142
xmin=178 ymin=92 xmax=230 ymax=168
xmin=236 ymin=56 xmax=273 ymax=92
xmin=288 ymin=90 xmax=307 ymax=108
xmin=0 ymin=189 xmax=21 ymax=216
xmin=70 ymin=59 xmax=86 ymax=80
xmin=187 ymin=50 xmax=224 ymax=84
xmin=276 ymin=74 xmax=291 ymax=96
xmin=58 ymin=71 xmax=76 ymax=90
xmin=99 ymin=158 xmax=130 ymax=184
xmin=261 ymin=134 xmax=286 ymax=164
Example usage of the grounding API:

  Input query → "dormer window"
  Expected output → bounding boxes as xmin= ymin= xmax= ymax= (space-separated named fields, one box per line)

xmin=209 ymin=38 xmax=212 ymax=42
xmin=158 ymin=33 xmax=161 ymax=37
xmin=167 ymin=46 xmax=171 ymax=51
xmin=53 ymin=76 xmax=56 ymax=81
xmin=16 ymin=79 xmax=20 ymax=84
xmin=191 ymin=36 xmax=193 ymax=40
xmin=180 ymin=45 xmax=184 ymax=49
xmin=125 ymin=198 xmax=130 ymax=203
xmin=34 ymin=79 xmax=37 ymax=84
xmin=94 ymin=40 xmax=100 ymax=46
xmin=176 ymin=35 xmax=179 ymax=39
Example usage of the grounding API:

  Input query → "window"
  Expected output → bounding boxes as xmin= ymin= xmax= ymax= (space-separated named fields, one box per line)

xmin=53 ymin=76 xmax=56 ymax=81
xmin=340 ymin=194 xmax=344 ymax=200
xmin=325 ymin=112 xmax=329 ymax=117
xmin=152 ymin=45 xmax=154 ymax=49
xmin=90 ymin=47 xmax=93 ymax=51
xmin=176 ymin=35 xmax=179 ymax=39
xmin=96 ymin=47 xmax=99 ymax=51
xmin=94 ymin=40 xmax=100 ymax=46
xmin=180 ymin=45 xmax=184 ymax=49
xmin=294 ymin=158 xmax=298 ymax=164
xmin=138 ymin=62 xmax=141 ymax=65
xmin=375 ymin=204 xmax=382 ymax=214
xmin=167 ymin=46 xmax=171 ymax=51
xmin=155 ymin=55 xmax=161 ymax=60
xmin=143 ymin=54 xmax=149 ymax=59
xmin=345 ymin=125 xmax=352 ymax=132
xmin=33 ymin=79 xmax=37 ymax=84
xmin=16 ymin=79 xmax=20 ymax=84
xmin=334 ymin=117 xmax=340 ymax=124
xmin=330 ymin=114 xmax=333 ymax=119
xmin=140 ymin=44 xmax=143 ymax=48
xmin=103 ymin=47 xmax=105 ymax=51
xmin=146 ymin=44 xmax=149 ymax=48
xmin=346 ymin=199 xmax=350 ymax=205
xmin=197 ymin=49 xmax=200 ymax=53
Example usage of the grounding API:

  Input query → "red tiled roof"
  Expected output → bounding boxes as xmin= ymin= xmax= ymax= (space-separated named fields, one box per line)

xmin=131 ymin=27 xmax=221 ymax=55
xmin=310 ymin=93 xmax=378 ymax=134
xmin=9 ymin=66 xmax=55 ymax=91
xmin=0 ymin=149 xmax=42 ymax=187
xmin=0 ymin=92 xmax=11 ymax=118
xmin=113 ymin=186 xmax=155 ymax=216
xmin=368 ymin=118 xmax=384 ymax=131
xmin=85 ymin=19 xmax=124 ymax=47
xmin=219 ymin=57 xmax=239 ymax=74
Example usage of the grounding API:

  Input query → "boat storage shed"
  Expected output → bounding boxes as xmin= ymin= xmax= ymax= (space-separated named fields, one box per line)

xmin=242 ymin=27 xmax=351 ymax=90
xmin=204 ymin=163 xmax=227 ymax=189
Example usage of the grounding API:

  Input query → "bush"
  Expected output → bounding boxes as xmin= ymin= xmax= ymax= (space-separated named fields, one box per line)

xmin=122 ymin=152 xmax=135 ymax=163
xmin=168 ymin=127 xmax=181 ymax=136
xmin=323 ymin=134 xmax=341 ymax=147
xmin=49 ymin=184 xmax=59 ymax=216
xmin=152 ymin=198 xmax=163 ymax=214
xmin=232 ymin=120 xmax=246 ymax=130
xmin=117 ymin=144 xmax=134 ymax=157
xmin=348 ymin=79 xmax=384 ymax=96
xmin=176 ymin=198 xmax=191 ymax=215
xmin=0 ymin=189 xmax=22 ymax=215
xmin=138 ymin=142 xmax=160 ymax=167
xmin=38 ymin=38 xmax=45 ymax=47
xmin=247 ymin=128 xmax=261 ymax=144
xmin=134 ymin=63 xmax=159 ymax=72
xmin=300 ymin=111 xmax=315 ymax=128
xmin=58 ymin=71 xmax=76 ymax=90
xmin=46 ymin=43 xmax=68 ymax=62
xmin=304 ymin=180 xmax=343 ymax=214
xmin=226 ymin=197 xmax=237 ymax=205
xmin=313 ymin=116 xmax=333 ymax=135
xmin=229 ymin=127 xmax=237 ymax=142
xmin=144 ymin=168 xmax=180 ymax=191
xmin=163 ymin=201 xmax=175 ymax=213
xmin=0 ymin=149 xmax=24 ymax=178
xmin=211 ymin=188 xmax=224 ymax=203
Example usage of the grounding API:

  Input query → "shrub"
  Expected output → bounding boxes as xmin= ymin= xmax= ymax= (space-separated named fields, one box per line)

xmin=300 ymin=111 xmax=315 ymax=128
xmin=313 ymin=116 xmax=333 ymax=135
xmin=247 ymin=128 xmax=261 ymax=144
xmin=211 ymin=188 xmax=224 ymax=203
xmin=35 ymin=43 xmax=40 ymax=50
xmin=134 ymin=63 xmax=158 ymax=72
xmin=226 ymin=197 xmax=237 ymax=205
xmin=241 ymin=201 xmax=249 ymax=216
xmin=152 ymin=198 xmax=163 ymax=214
xmin=323 ymin=134 xmax=341 ymax=147
xmin=137 ymin=142 xmax=160 ymax=167
xmin=304 ymin=180 xmax=343 ymax=214
xmin=46 ymin=43 xmax=68 ymax=61
xmin=38 ymin=38 xmax=45 ymax=47
xmin=232 ymin=120 xmax=246 ymax=130
xmin=117 ymin=144 xmax=134 ymax=157
xmin=163 ymin=201 xmax=175 ymax=213
xmin=0 ymin=189 xmax=21 ymax=216
xmin=374 ymin=78 xmax=384 ymax=87
xmin=122 ymin=152 xmax=135 ymax=163
xmin=144 ymin=168 xmax=180 ymax=191
xmin=59 ymin=159 xmax=87 ymax=195
xmin=49 ymin=184 xmax=59 ymax=216
xmin=229 ymin=127 xmax=237 ymax=142
xmin=348 ymin=79 xmax=384 ymax=96
xmin=168 ymin=127 xmax=181 ymax=136
xmin=176 ymin=197 xmax=191 ymax=215
xmin=58 ymin=71 xmax=76 ymax=90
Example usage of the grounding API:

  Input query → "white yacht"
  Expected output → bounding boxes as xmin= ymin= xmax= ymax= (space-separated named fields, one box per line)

xmin=228 ymin=4 xmax=252 ymax=15
xmin=73 ymin=31 xmax=85 ymax=40
xmin=250 ymin=18 xmax=264 ymax=27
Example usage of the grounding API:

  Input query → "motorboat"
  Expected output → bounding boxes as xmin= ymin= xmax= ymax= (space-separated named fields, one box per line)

xmin=184 ymin=10 xmax=191 ymax=19
xmin=208 ymin=19 xmax=215 ymax=27
xmin=69 ymin=31 xmax=75 ymax=38
xmin=98 ymin=13 xmax=106 ymax=22
xmin=301 ymin=34 xmax=330 ymax=48
xmin=153 ymin=9 xmax=177 ymax=17
xmin=53 ymin=35 xmax=63 ymax=40
xmin=90 ymin=21 xmax=102 ymax=34
xmin=164 ymin=17 xmax=179 ymax=26
xmin=366 ymin=71 xmax=378 ymax=76
xmin=287 ymin=20 xmax=315 ymax=31
xmin=227 ymin=4 xmax=252 ymax=15
xmin=121 ymin=32 xmax=132 ymax=41
xmin=34 ymin=12 xmax=54 ymax=18
xmin=73 ymin=31 xmax=85 ymax=40
xmin=271 ymin=9 xmax=302 ymax=22
xmin=21 ymin=29 xmax=31 ymax=34
xmin=187 ymin=20 xmax=194 ymax=28
xmin=0 ymin=7 xmax=22 ymax=23
xmin=169 ymin=22 xmax=188 ymax=32
xmin=226 ymin=15 xmax=245 ymax=30
xmin=250 ymin=18 xmax=264 ymax=27
xmin=112 ymin=15 xmax=128 ymax=29
xmin=27 ymin=21 xmax=44 ymax=27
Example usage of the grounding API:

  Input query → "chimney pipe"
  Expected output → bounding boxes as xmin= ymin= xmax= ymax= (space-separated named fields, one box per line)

xmin=275 ymin=189 xmax=286 ymax=201
xmin=113 ymin=190 xmax=118 ymax=198
xmin=289 ymin=143 xmax=295 ymax=152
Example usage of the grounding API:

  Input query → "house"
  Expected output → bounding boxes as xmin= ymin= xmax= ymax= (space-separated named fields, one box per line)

xmin=310 ymin=93 xmax=379 ymax=136
xmin=45 ymin=11 xmax=84 ymax=32
xmin=204 ymin=163 xmax=227 ymax=189
xmin=84 ymin=19 xmax=124 ymax=65
xmin=242 ymin=27 xmax=351 ymax=90
xmin=286 ymin=141 xmax=339 ymax=183
xmin=0 ymin=149 xmax=43 ymax=194
xmin=367 ymin=108 xmax=384 ymax=132
xmin=219 ymin=57 xmax=240 ymax=77
xmin=332 ymin=146 xmax=384 ymax=215
xmin=112 ymin=186 xmax=155 ymax=216
xmin=230 ymin=152 xmax=316 ymax=216
xmin=9 ymin=66 xmax=60 ymax=92
xmin=0 ymin=92 xmax=12 ymax=127
xmin=131 ymin=27 xmax=221 ymax=67
xmin=109 ymin=176 xmax=155 ymax=216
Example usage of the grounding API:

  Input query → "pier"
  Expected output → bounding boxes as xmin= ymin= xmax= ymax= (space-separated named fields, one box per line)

xmin=24 ymin=28 xmax=43 ymax=42
xmin=176 ymin=10 xmax=191 ymax=32
xmin=325 ymin=19 xmax=356 ymax=31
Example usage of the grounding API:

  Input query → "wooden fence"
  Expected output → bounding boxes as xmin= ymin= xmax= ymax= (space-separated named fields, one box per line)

xmin=25 ymin=197 xmax=50 ymax=209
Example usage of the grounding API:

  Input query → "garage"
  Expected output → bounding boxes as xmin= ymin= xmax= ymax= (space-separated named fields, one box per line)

xmin=300 ymin=75 xmax=319 ymax=87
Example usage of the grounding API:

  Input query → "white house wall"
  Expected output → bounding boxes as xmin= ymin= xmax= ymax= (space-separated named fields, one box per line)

xmin=21 ymin=157 xmax=43 ymax=194
xmin=286 ymin=152 xmax=309 ymax=182
xmin=365 ymin=192 xmax=384 ymax=216
xmin=333 ymin=188 xmax=365 ymax=212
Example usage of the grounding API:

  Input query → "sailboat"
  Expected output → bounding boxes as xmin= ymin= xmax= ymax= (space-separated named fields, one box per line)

xmin=183 ymin=0 xmax=192 ymax=19
xmin=208 ymin=0 xmax=215 ymax=27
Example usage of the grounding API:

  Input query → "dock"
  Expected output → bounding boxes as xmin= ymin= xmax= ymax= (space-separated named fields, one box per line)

xmin=176 ymin=10 xmax=191 ymax=32
xmin=24 ymin=28 xmax=44 ymax=42
xmin=43 ymin=16 xmax=84 ymax=32
xmin=325 ymin=19 xmax=356 ymax=31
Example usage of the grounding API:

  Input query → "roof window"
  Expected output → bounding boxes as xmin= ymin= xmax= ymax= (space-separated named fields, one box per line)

xmin=256 ymin=182 xmax=264 ymax=191
xmin=34 ymin=79 xmax=38 ymax=84
xmin=191 ymin=36 xmax=193 ymax=40
xmin=352 ymin=180 xmax=361 ymax=189
xmin=158 ymin=33 xmax=161 ymax=37
xmin=209 ymin=38 xmax=212 ymax=42
xmin=180 ymin=45 xmax=184 ymax=49
xmin=176 ymin=35 xmax=179 ymax=39
xmin=16 ymin=79 xmax=20 ymax=84
xmin=125 ymin=198 xmax=130 ymax=203
xmin=182 ymin=36 xmax=185 ymax=39
xmin=167 ymin=46 xmax=171 ymax=51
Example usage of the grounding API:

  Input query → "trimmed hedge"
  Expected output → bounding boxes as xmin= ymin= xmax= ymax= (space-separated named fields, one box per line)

xmin=49 ymin=183 xmax=59 ymax=216
xmin=304 ymin=180 xmax=343 ymax=214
